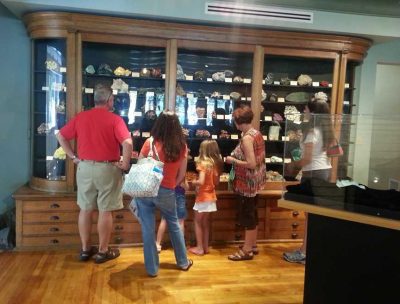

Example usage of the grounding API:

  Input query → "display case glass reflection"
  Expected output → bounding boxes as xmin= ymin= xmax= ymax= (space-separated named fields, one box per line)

xmin=175 ymin=49 xmax=253 ymax=170
xmin=261 ymin=56 xmax=335 ymax=180
xmin=282 ymin=114 xmax=400 ymax=220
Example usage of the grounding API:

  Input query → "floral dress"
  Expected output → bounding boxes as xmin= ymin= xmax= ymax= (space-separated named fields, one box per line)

xmin=231 ymin=128 xmax=266 ymax=197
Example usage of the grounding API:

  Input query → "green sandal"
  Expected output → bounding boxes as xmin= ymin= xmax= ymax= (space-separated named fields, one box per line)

xmin=228 ymin=249 xmax=254 ymax=261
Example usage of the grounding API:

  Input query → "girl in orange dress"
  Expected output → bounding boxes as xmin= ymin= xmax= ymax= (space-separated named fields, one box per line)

xmin=189 ymin=140 xmax=223 ymax=255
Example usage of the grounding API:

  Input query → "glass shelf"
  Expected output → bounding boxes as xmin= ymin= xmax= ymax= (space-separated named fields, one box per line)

xmin=174 ymin=48 xmax=253 ymax=171
xmin=32 ymin=38 xmax=67 ymax=180
xmin=82 ymin=42 xmax=167 ymax=138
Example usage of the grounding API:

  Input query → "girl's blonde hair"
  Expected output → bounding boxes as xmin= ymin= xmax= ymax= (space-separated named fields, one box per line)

xmin=197 ymin=140 xmax=223 ymax=174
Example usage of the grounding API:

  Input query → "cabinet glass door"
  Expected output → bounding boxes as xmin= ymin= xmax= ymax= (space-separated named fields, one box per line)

xmin=262 ymin=55 xmax=334 ymax=181
xmin=175 ymin=49 xmax=253 ymax=174
xmin=343 ymin=62 xmax=357 ymax=114
xmin=33 ymin=39 xmax=67 ymax=180
xmin=82 ymin=42 xmax=166 ymax=153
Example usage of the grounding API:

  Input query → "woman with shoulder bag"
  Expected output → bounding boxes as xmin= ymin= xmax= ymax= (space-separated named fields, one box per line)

xmin=283 ymin=93 xmax=335 ymax=264
xmin=135 ymin=111 xmax=193 ymax=276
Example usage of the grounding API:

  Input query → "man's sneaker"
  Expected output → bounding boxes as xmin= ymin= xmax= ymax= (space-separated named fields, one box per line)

xmin=283 ymin=250 xmax=306 ymax=264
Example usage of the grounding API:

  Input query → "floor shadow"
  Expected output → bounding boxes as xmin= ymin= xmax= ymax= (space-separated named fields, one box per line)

xmin=109 ymin=262 xmax=184 ymax=302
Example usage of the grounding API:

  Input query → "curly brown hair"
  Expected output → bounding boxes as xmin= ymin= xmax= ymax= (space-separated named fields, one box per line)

xmin=151 ymin=111 xmax=186 ymax=162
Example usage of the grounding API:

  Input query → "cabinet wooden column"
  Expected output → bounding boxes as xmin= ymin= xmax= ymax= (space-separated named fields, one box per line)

xmin=336 ymin=52 xmax=349 ymax=115
xmin=66 ymin=31 xmax=77 ymax=192
xmin=251 ymin=45 xmax=264 ymax=130
xmin=166 ymin=39 xmax=177 ymax=110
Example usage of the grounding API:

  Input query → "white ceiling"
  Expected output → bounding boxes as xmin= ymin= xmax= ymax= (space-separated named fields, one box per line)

xmin=249 ymin=0 xmax=400 ymax=18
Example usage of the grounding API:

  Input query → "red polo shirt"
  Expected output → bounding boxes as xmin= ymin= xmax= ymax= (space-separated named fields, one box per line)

xmin=60 ymin=108 xmax=130 ymax=161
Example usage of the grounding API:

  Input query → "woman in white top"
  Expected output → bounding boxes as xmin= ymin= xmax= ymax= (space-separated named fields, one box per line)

xmin=283 ymin=94 xmax=335 ymax=264
xmin=299 ymin=99 xmax=334 ymax=181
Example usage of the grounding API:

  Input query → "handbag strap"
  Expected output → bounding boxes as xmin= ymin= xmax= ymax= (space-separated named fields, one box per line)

xmin=331 ymin=138 xmax=340 ymax=146
xmin=148 ymin=137 xmax=161 ymax=161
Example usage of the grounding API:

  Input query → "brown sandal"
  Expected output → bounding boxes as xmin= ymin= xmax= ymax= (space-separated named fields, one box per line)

xmin=181 ymin=259 xmax=194 ymax=271
xmin=239 ymin=245 xmax=259 ymax=255
xmin=228 ymin=249 xmax=254 ymax=261
xmin=94 ymin=247 xmax=120 ymax=264
xmin=79 ymin=246 xmax=98 ymax=262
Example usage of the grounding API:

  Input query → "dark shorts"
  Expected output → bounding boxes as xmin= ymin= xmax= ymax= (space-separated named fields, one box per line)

xmin=160 ymin=192 xmax=187 ymax=220
xmin=176 ymin=193 xmax=187 ymax=220
xmin=236 ymin=195 xmax=258 ymax=230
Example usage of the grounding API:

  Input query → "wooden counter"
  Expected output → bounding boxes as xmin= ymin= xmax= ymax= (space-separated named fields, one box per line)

xmin=278 ymin=199 xmax=400 ymax=230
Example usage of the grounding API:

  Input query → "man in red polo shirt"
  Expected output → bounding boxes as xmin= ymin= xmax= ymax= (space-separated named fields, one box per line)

xmin=57 ymin=83 xmax=132 ymax=264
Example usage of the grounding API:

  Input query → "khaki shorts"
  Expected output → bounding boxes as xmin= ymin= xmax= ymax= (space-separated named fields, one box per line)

xmin=76 ymin=161 xmax=124 ymax=211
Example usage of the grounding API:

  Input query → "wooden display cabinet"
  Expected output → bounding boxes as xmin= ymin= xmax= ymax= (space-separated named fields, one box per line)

xmin=15 ymin=11 xmax=371 ymax=249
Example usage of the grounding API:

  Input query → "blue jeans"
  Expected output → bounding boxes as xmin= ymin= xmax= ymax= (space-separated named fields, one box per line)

xmin=136 ymin=187 xmax=188 ymax=276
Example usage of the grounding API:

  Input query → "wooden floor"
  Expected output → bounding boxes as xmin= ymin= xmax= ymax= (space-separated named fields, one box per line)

xmin=0 ymin=243 xmax=304 ymax=304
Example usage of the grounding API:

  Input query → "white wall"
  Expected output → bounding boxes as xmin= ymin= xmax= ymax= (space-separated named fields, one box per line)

xmin=352 ymin=40 xmax=400 ymax=186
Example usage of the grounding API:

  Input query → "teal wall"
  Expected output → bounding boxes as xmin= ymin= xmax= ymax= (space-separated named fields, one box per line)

xmin=0 ymin=3 xmax=30 ymax=214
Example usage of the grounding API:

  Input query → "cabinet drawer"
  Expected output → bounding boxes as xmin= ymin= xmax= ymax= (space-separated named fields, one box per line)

xmin=23 ymin=223 xmax=79 ymax=235
xmin=113 ymin=210 xmax=135 ymax=222
xmin=22 ymin=200 xmax=78 ymax=211
xmin=23 ymin=211 xmax=78 ymax=223
xmin=112 ymin=222 xmax=141 ymax=233
xmin=269 ymin=230 xmax=304 ymax=240
xmin=211 ymin=229 xmax=266 ymax=242
xmin=270 ymin=219 xmax=305 ymax=230
xmin=211 ymin=219 xmax=265 ymax=232
xmin=22 ymin=209 xmax=135 ymax=224
xmin=111 ymin=232 xmax=142 ymax=245
xmin=269 ymin=210 xmax=305 ymax=220
xmin=21 ymin=232 xmax=142 ymax=247
xmin=21 ymin=235 xmax=82 ymax=247
xmin=23 ymin=221 xmax=141 ymax=236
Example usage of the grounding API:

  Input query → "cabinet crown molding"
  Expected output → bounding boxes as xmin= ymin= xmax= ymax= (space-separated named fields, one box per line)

xmin=23 ymin=11 xmax=371 ymax=60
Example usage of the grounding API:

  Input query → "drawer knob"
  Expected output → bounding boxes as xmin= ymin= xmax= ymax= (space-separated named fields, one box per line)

xmin=50 ymin=239 xmax=59 ymax=244
xmin=116 ymin=214 xmax=124 ymax=219
xmin=234 ymin=234 xmax=242 ymax=240
xmin=49 ymin=227 xmax=59 ymax=232
xmin=50 ymin=203 xmax=60 ymax=208
xmin=292 ymin=222 xmax=299 ymax=228
xmin=292 ymin=211 xmax=299 ymax=217
xmin=50 ymin=215 xmax=60 ymax=220
xmin=291 ymin=233 xmax=298 ymax=239
xmin=115 ymin=225 xmax=123 ymax=231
